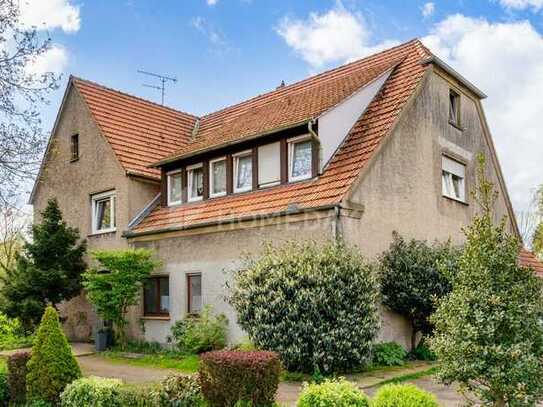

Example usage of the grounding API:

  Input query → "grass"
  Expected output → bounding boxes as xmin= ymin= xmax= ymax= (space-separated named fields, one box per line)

xmin=373 ymin=366 xmax=439 ymax=387
xmin=101 ymin=351 xmax=200 ymax=373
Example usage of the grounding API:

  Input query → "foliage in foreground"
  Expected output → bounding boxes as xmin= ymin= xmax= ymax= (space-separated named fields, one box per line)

xmin=297 ymin=378 xmax=370 ymax=407
xmin=229 ymin=240 xmax=379 ymax=373
xmin=379 ymin=233 xmax=459 ymax=350
xmin=371 ymin=383 xmax=439 ymax=407
xmin=199 ymin=350 xmax=281 ymax=407
xmin=372 ymin=342 xmax=407 ymax=367
xmin=60 ymin=376 xmax=122 ymax=407
xmin=83 ymin=249 xmax=160 ymax=348
xmin=26 ymin=306 xmax=81 ymax=403
xmin=151 ymin=374 xmax=206 ymax=406
xmin=0 ymin=199 xmax=86 ymax=330
xmin=430 ymin=155 xmax=543 ymax=406
xmin=169 ymin=305 xmax=228 ymax=354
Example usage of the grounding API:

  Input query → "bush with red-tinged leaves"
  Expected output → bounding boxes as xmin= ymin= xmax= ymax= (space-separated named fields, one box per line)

xmin=7 ymin=351 xmax=30 ymax=404
xmin=199 ymin=350 xmax=281 ymax=407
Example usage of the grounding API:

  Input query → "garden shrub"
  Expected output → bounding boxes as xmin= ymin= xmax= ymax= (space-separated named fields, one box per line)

xmin=60 ymin=376 xmax=122 ymax=406
xmin=372 ymin=342 xmax=407 ymax=367
xmin=229 ymin=240 xmax=379 ymax=373
xmin=7 ymin=351 xmax=30 ymax=404
xmin=371 ymin=383 xmax=439 ymax=407
xmin=151 ymin=373 xmax=205 ymax=406
xmin=296 ymin=379 xmax=370 ymax=407
xmin=0 ymin=371 xmax=7 ymax=407
xmin=26 ymin=306 xmax=81 ymax=404
xmin=24 ymin=400 xmax=53 ymax=407
xmin=170 ymin=305 xmax=228 ymax=354
xmin=117 ymin=385 xmax=156 ymax=407
xmin=199 ymin=350 xmax=281 ymax=407
xmin=409 ymin=341 xmax=436 ymax=361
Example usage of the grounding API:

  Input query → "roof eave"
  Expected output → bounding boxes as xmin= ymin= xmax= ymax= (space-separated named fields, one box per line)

xmin=421 ymin=55 xmax=487 ymax=99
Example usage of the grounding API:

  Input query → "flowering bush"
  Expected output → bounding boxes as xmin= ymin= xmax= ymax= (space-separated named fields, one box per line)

xmin=371 ymin=384 xmax=438 ymax=407
xmin=199 ymin=350 xmax=281 ymax=407
xmin=297 ymin=379 xmax=369 ymax=407
xmin=229 ymin=240 xmax=379 ymax=373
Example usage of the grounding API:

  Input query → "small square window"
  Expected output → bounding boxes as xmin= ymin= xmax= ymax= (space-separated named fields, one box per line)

xmin=187 ymin=164 xmax=204 ymax=202
xmin=288 ymin=136 xmax=313 ymax=182
xmin=449 ymin=89 xmax=460 ymax=126
xmin=91 ymin=191 xmax=116 ymax=234
xmin=210 ymin=158 xmax=227 ymax=197
xmin=442 ymin=156 xmax=466 ymax=202
xmin=167 ymin=170 xmax=182 ymax=205
xmin=234 ymin=151 xmax=253 ymax=193
xmin=70 ymin=134 xmax=79 ymax=161
xmin=144 ymin=276 xmax=170 ymax=316
xmin=187 ymin=273 xmax=202 ymax=314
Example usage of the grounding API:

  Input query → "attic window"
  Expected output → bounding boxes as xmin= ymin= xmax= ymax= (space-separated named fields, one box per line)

xmin=210 ymin=157 xmax=227 ymax=198
xmin=70 ymin=134 xmax=79 ymax=161
xmin=91 ymin=191 xmax=116 ymax=234
xmin=187 ymin=163 xmax=204 ymax=202
xmin=167 ymin=170 xmax=182 ymax=206
xmin=234 ymin=150 xmax=253 ymax=193
xmin=442 ymin=156 xmax=466 ymax=202
xmin=288 ymin=135 xmax=313 ymax=182
xmin=449 ymin=89 xmax=460 ymax=127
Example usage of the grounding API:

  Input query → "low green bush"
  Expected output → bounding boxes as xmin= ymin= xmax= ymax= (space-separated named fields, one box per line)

xmin=117 ymin=385 xmax=156 ymax=407
xmin=297 ymin=379 xmax=370 ymax=407
xmin=409 ymin=342 xmax=436 ymax=361
xmin=372 ymin=342 xmax=407 ymax=367
xmin=151 ymin=374 xmax=205 ymax=406
xmin=7 ymin=351 xmax=30 ymax=404
xmin=170 ymin=305 xmax=228 ymax=354
xmin=23 ymin=400 xmax=53 ymax=407
xmin=0 ymin=371 xmax=8 ymax=407
xmin=371 ymin=383 xmax=439 ymax=407
xmin=199 ymin=351 xmax=281 ymax=407
xmin=60 ymin=376 xmax=122 ymax=406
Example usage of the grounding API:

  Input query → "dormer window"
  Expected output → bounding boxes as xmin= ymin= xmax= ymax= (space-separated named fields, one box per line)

xmin=167 ymin=170 xmax=182 ymax=206
xmin=288 ymin=136 xmax=313 ymax=182
xmin=187 ymin=163 xmax=204 ymax=202
xmin=210 ymin=157 xmax=227 ymax=197
xmin=234 ymin=150 xmax=252 ymax=193
xmin=449 ymin=89 xmax=461 ymax=127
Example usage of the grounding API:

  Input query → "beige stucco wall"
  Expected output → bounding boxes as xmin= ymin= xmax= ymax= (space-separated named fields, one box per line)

xmin=340 ymin=69 xmax=517 ymax=348
xmin=32 ymin=85 xmax=159 ymax=340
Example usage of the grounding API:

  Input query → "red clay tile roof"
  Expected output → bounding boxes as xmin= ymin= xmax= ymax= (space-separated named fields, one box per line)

xmin=519 ymin=249 xmax=543 ymax=276
xmin=130 ymin=39 xmax=432 ymax=234
xmin=73 ymin=77 xmax=198 ymax=180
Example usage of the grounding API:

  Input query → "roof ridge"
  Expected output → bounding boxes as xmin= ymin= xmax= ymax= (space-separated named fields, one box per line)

xmin=70 ymin=75 xmax=200 ymax=120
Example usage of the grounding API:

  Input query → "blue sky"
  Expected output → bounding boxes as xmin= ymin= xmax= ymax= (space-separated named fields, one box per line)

xmin=25 ymin=0 xmax=543 ymax=221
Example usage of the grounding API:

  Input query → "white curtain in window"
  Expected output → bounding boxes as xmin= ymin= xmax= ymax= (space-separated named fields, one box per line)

xmin=169 ymin=172 xmax=182 ymax=203
xmin=190 ymin=167 xmax=204 ymax=198
xmin=292 ymin=140 xmax=312 ymax=179
xmin=236 ymin=155 xmax=252 ymax=190
xmin=212 ymin=160 xmax=226 ymax=194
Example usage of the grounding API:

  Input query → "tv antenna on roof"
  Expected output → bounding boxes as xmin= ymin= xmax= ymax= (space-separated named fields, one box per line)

xmin=137 ymin=70 xmax=177 ymax=105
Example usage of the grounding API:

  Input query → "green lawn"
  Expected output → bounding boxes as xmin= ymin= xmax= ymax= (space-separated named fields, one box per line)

xmin=100 ymin=351 xmax=200 ymax=373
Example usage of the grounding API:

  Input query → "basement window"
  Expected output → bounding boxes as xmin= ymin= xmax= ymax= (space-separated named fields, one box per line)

xmin=442 ymin=156 xmax=466 ymax=202
xmin=210 ymin=157 xmax=227 ymax=198
xmin=288 ymin=135 xmax=313 ymax=182
xmin=167 ymin=170 xmax=182 ymax=205
xmin=187 ymin=163 xmax=204 ymax=202
xmin=449 ymin=89 xmax=461 ymax=127
xmin=70 ymin=134 xmax=79 ymax=161
xmin=91 ymin=191 xmax=116 ymax=234
xmin=233 ymin=150 xmax=253 ymax=193
xmin=144 ymin=276 xmax=170 ymax=316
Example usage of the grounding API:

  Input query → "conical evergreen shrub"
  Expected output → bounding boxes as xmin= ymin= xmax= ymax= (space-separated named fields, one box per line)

xmin=26 ymin=306 xmax=81 ymax=403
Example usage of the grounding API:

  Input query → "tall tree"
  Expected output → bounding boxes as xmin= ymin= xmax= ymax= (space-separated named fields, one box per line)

xmin=533 ymin=186 xmax=543 ymax=257
xmin=0 ymin=0 xmax=59 ymax=206
xmin=0 ymin=204 xmax=27 ymax=275
xmin=430 ymin=155 xmax=543 ymax=406
xmin=0 ymin=198 xmax=86 ymax=330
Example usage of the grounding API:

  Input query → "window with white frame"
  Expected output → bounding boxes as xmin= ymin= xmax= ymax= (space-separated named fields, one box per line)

xmin=449 ymin=89 xmax=460 ymax=126
xmin=187 ymin=163 xmax=204 ymax=202
xmin=210 ymin=157 xmax=227 ymax=197
xmin=288 ymin=136 xmax=313 ymax=182
xmin=442 ymin=156 xmax=466 ymax=202
xmin=91 ymin=191 xmax=116 ymax=234
xmin=167 ymin=170 xmax=182 ymax=205
xmin=234 ymin=151 xmax=252 ymax=193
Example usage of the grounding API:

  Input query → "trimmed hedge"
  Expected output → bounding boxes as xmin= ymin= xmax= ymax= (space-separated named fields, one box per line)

xmin=7 ymin=351 xmax=30 ymax=404
xmin=27 ymin=306 xmax=81 ymax=403
xmin=371 ymin=384 xmax=439 ymax=407
xmin=60 ymin=376 xmax=122 ymax=406
xmin=199 ymin=351 xmax=281 ymax=407
xmin=297 ymin=379 xmax=370 ymax=407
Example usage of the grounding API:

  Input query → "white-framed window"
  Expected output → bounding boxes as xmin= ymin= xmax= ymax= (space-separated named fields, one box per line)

xmin=187 ymin=163 xmax=204 ymax=202
xmin=288 ymin=135 xmax=313 ymax=182
xmin=442 ymin=155 xmax=466 ymax=202
xmin=449 ymin=89 xmax=460 ymax=126
xmin=209 ymin=157 xmax=227 ymax=198
xmin=258 ymin=142 xmax=280 ymax=188
xmin=233 ymin=150 xmax=253 ymax=193
xmin=91 ymin=191 xmax=116 ymax=234
xmin=167 ymin=170 xmax=182 ymax=206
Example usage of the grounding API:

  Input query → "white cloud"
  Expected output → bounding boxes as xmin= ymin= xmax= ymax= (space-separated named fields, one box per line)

xmin=422 ymin=2 xmax=435 ymax=17
xmin=18 ymin=0 xmax=80 ymax=33
xmin=498 ymin=0 xmax=543 ymax=11
xmin=423 ymin=14 xmax=543 ymax=211
xmin=207 ymin=0 xmax=218 ymax=5
xmin=26 ymin=45 xmax=69 ymax=75
xmin=276 ymin=3 xmax=398 ymax=69
xmin=191 ymin=16 xmax=226 ymax=46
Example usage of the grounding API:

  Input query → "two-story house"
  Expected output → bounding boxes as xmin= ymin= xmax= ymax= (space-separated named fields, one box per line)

xmin=30 ymin=39 xmax=541 ymax=348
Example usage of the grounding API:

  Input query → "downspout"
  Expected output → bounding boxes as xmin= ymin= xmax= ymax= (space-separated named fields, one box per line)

xmin=307 ymin=118 xmax=318 ymax=139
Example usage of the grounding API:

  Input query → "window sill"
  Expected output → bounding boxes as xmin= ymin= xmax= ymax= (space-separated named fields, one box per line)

xmin=70 ymin=158 xmax=79 ymax=163
xmin=442 ymin=195 xmax=468 ymax=206
xmin=448 ymin=121 xmax=464 ymax=131
xmin=88 ymin=230 xmax=117 ymax=237
xmin=140 ymin=315 xmax=170 ymax=321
